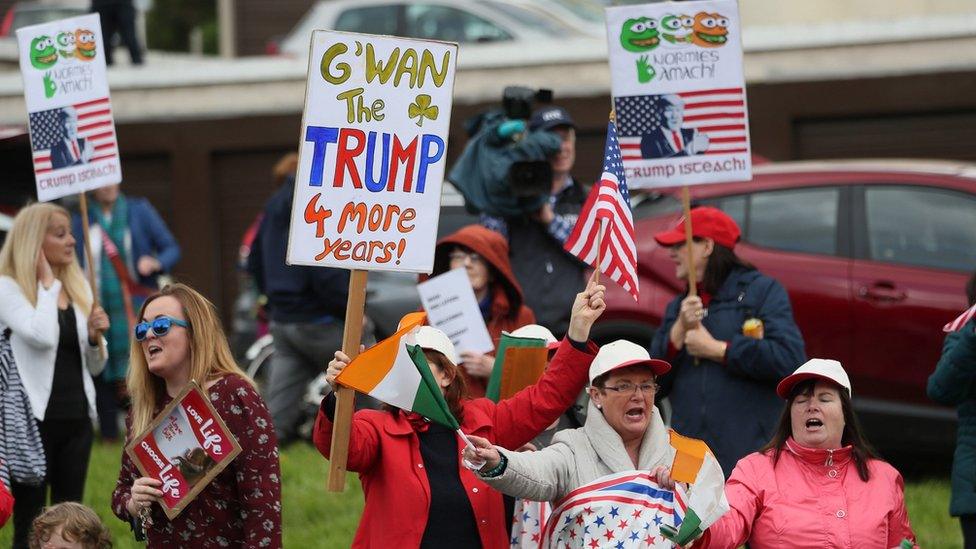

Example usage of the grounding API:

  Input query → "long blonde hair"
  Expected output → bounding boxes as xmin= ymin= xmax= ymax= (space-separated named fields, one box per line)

xmin=0 ymin=203 xmax=92 ymax=313
xmin=127 ymin=283 xmax=255 ymax=437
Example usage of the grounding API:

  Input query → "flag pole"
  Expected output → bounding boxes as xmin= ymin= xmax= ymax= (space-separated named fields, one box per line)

xmin=327 ymin=269 xmax=369 ymax=492
xmin=680 ymin=185 xmax=697 ymax=298
xmin=595 ymin=219 xmax=605 ymax=285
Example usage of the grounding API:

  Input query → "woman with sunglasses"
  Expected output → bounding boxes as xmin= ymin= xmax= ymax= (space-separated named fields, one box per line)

xmin=110 ymin=283 xmax=281 ymax=548
xmin=0 ymin=203 xmax=108 ymax=549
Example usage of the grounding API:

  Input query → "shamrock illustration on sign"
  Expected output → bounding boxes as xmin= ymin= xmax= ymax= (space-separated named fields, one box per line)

xmin=408 ymin=94 xmax=438 ymax=127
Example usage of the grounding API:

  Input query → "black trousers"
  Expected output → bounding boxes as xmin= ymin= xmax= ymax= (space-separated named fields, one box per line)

xmin=963 ymin=514 xmax=976 ymax=549
xmin=94 ymin=2 xmax=143 ymax=65
xmin=11 ymin=418 xmax=93 ymax=549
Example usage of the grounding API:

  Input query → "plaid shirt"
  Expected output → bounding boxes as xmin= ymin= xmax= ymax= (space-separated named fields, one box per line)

xmin=481 ymin=177 xmax=578 ymax=244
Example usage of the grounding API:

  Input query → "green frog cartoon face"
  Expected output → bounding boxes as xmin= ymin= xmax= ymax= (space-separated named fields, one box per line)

xmin=56 ymin=31 xmax=76 ymax=58
xmin=30 ymin=35 xmax=58 ymax=69
xmin=661 ymin=14 xmax=694 ymax=44
xmin=619 ymin=17 xmax=660 ymax=52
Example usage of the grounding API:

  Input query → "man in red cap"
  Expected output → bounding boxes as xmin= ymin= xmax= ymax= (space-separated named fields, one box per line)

xmin=648 ymin=206 xmax=806 ymax=477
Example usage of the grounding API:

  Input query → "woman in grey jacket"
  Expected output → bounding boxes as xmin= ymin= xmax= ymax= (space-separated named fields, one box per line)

xmin=464 ymin=340 xmax=675 ymax=503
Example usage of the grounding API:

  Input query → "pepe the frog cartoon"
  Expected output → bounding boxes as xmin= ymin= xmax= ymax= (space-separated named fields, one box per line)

xmin=75 ymin=29 xmax=96 ymax=60
xmin=56 ymin=31 xmax=76 ymax=58
xmin=691 ymin=13 xmax=729 ymax=47
xmin=661 ymin=14 xmax=694 ymax=44
xmin=619 ymin=17 xmax=660 ymax=52
xmin=30 ymin=36 xmax=58 ymax=69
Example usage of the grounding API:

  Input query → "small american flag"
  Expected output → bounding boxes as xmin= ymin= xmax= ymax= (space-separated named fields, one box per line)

xmin=615 ymin=88 xmax=748 ymax=160
xmin=944 ymin=304 xmax=976 ymax=333
xmin=540 ymin=470 xmax=685 ymax=548
xmin=564 ymin=120 xmax=639 ymax=300
xmin=29 ymin=97 xmax=118 ymax=174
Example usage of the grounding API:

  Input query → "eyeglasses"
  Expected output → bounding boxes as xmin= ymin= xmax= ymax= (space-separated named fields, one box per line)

xmin=601 ymin=382 xmax=659 ymax=395
xmin=448 ymin=251 xmax=482 ymax=265
xmin=135 ymin=316 xmax=189 ymax=341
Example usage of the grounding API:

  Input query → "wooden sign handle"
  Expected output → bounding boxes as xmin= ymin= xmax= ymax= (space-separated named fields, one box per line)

xmin=327 ymin=269 xmax=369 ymax=491
xmin=681 ymin=186 xmax=698 ymax=298
xmin=78 ymin=194 xmax=105 ymax=355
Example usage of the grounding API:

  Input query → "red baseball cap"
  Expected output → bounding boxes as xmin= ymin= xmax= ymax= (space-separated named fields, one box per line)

xmin=653 ymin=206 xmax=741 ymax=249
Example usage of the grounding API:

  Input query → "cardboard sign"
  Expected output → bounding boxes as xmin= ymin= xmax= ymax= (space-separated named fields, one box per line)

xmin=287 ymin=31 xmax=458 ymax=273
xmin=16 ymin=13 xmax=121 ymax=202
xmin=125 ymin=382 xmax=242 ymax=520
xmin=606 ymin=0 xmax=751 ymax=188
xmin=417 ymin=267 xmax=494 ymax=355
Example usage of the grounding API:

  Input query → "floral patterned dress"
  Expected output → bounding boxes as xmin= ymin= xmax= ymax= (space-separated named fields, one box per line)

xmin=112 ymin=375 xmax=282 ymax=547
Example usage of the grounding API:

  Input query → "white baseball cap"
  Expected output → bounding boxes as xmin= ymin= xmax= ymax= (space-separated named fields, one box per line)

xmin=507 ymin=324 xmax=560 ymax=350
xmin=589 ymin=340 xmax=670 ymax=384
xmin=776 ymin=358 xmax=852 ymax=399
xmin=414 ymin=326 xmax=459 ymax=365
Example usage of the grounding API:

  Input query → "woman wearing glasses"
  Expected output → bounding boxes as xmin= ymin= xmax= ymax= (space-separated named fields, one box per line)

xmin=428 ymin=224 xmax=535 ymax=397
xmin=110 ymin=283 xmax=281 ymax=548
xmin=0 ymin=203 xmax=108 ymax=549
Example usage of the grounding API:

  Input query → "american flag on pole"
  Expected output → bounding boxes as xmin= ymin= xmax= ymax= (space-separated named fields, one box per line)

xmin=29 ymin=97 xmax=118 ymax=174
xmin=615 ymin=88 xmax=748 ymax=160
xmin=564 ymin=120 xmax=639 ymax=301
xmin=944 ymin=304 xmax=976 ymax=333
xmin=540 ymin=470 xmax=685 ymax=548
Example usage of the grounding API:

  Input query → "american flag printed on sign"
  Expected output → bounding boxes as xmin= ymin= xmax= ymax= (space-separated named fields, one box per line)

xmin=944 ymin=303 xmax=976 ymax=333
xmin=615 ymin=88 xmax=748 ymax=160
xmin=29 ymin=97 xmax=118 ymax=174
xmin=564 ymin=120 xmax=639 ymax=301
xmin=540 ymin=470 xmax=687 ymax=549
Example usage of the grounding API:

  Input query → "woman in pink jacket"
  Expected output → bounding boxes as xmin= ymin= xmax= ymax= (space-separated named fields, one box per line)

xmin=697 ymin=358 xmax=917 ymax=548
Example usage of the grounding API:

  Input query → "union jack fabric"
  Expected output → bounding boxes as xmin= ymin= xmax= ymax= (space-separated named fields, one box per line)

xmin=615 ymin=88 xmax=748 ymax=161
xmin=540 ymin=470 xmax=687 ymax=548
xmin=564 ymin=121 xmax=639 ymax=300
xmin=29 ymin=96 xmax=118 ymax=174
xmin=944 ymin=303 xmax=976 ymax=333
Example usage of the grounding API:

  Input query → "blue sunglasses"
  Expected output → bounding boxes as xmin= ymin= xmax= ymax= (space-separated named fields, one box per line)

xmin=135 ymin=316 xmax=189 ymax=341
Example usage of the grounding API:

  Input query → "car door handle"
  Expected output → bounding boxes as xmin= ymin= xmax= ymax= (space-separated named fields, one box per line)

xmin=858 ymin=285 xmax=907 ymax=302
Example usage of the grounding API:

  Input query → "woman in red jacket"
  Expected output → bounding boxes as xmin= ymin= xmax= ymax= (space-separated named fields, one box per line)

xmin=314 ymin=275 xmax=605 ymax=548
xmin=429 ymin=224 xmax=535 ymax=397
xmin=0 ymin=479 xmax=12 ymax=528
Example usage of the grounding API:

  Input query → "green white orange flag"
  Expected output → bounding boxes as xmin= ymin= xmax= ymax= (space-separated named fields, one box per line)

xmin=661 ymin=430 xmax=729 ymax=545
xmin=484 ymin=333 xmax=548 ymax=403
xmin=335 ymin=318 xmax=459 ymax=430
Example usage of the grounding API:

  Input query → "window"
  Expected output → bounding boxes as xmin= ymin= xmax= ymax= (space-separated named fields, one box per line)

xmin=481 ymin=2 xmax=573 ymax=36
xmin=335 ymin=6 xmax=401 ymax=36
xmin=698 ymin=195 xmax=746 ymax=231
xmin=865 ymin=186 xmax=976 ymax=272
xmin=747 ymin=188 xmax=839 ymax=255
xmin=404 ymin=5 xmax=513 ymax=43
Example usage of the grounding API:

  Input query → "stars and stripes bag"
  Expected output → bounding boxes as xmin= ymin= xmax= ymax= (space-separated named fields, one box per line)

xmin=0 ymin=325 xmax=46 ymax=488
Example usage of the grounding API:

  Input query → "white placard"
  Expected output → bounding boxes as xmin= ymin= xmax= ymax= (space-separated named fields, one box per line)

xmin=417 ymin=268 xmax=494 ymax=355
xmin=17 ymin=13 xmax=122 ymax=202
xmin=606 ymin=1 xmax=751 ymax=188
xmin=286 ymin=31 xmax=458 ymax=273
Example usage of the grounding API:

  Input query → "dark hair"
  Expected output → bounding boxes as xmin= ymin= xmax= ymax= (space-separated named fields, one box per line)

xmin=701 ymin=241 xmax=754 ymax=295
xmin=759 ymin=379 xmax=879 ymax=482
xmin=966 ymin=270 xmax=976 ymax=307
xmin=383 ymin=349 xmax=468 ymax=423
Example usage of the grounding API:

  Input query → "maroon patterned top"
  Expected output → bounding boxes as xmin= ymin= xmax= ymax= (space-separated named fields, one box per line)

xmin=112 ymin=375 xmax=282 ymax=548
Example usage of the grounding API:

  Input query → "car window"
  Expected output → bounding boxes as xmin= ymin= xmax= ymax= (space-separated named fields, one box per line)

xmin=335 ymin=6 xmax=401 ymax=36
xmin=631 ymin=192 xmax=680 ymax=220
xmin=865 ymin=186 xmax=976 ymax=272
xmin=747 ymin=187 xmax=839 ymax=255
xmin=404 ymin=4 xmax=513 ymax=43
xmin=481 ymin=1 xmax=573 ymax=36
xmin=697 ymin=195 xmax=746 ymax=231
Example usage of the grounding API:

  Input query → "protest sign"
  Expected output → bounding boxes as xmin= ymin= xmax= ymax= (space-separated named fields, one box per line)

xmin=417 ymin=267 xmax=494 ymax=355
xmin=606 ymin=0 xmax=750 ymax=188
xmin=125 ymin=382 xmax=242 ymax=519
xmin=287 ymin=31 xmax=458 ymax=273
xmin=17 ymin=13 xmax=121 ymax=202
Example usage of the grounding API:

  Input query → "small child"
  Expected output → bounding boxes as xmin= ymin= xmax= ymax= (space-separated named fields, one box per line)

xmin=29 ymin=502 xmax=112 ymax=549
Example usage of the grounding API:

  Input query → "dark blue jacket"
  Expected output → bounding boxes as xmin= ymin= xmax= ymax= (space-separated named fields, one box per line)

xmin=73 ymin=196 xmax=181 ymax=289
xmin=247 ymin=178 xmax=349 ymax=323
xmin=650 ymin=268 xmax=806 ymax=477
xmin=927 ymin=319 xmax=976 ymax=516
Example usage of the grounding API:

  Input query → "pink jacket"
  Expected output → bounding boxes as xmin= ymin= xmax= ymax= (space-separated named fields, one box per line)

xmin=698 ymin=438 xmax=917 ymax=549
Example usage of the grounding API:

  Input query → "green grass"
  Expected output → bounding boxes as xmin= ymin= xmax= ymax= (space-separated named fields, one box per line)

xmin=0 ymin=442 xmax=961 ymax=548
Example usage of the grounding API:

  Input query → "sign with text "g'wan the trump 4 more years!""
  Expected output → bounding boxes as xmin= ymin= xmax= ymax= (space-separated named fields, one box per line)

xmin=606 ymin=0 xmax=751 ymax=189
xmin=17 ymin=13 xmax=121 ymax=202
xmin=287 ymin=32 xmax=458 ymax=273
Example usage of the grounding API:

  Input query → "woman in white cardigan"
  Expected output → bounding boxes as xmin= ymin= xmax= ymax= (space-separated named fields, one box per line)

xmin=0 ymin=202 xmax=107 ymax=549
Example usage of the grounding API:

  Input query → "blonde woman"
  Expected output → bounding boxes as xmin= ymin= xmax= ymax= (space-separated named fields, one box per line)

xmin=0 ymin=203 xmax=108 ymax=549
xmin=110 ymin=283 xmax=281 ymax=548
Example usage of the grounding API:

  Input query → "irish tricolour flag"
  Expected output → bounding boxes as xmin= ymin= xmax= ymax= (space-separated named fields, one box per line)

xmin=661 ymin=430 xmax=729 ymax=545
xmin=335 ymin=317 xmax=459 ymax=430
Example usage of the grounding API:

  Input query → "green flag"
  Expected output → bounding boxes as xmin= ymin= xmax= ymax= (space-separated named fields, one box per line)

xmin=407 ymin=344 xmax=460 ymax=430
xmin=485 ymin=333 xmax=548 ymax=402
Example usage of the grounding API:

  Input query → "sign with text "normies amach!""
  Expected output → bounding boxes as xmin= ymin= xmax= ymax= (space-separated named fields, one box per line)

xmin=17 ymin=13 xmax=121 ymax=202
xmin=125 ymin=382 xmax=242 ymax=520
xmin=606 ymin=0 xmax=751 ymax=188
xmin=287 ymin=31 xmax=458 ymax=273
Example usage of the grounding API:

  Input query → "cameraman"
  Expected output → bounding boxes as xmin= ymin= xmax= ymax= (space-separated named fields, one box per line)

xmin=481 ymin=106 xmax=587 ymax=338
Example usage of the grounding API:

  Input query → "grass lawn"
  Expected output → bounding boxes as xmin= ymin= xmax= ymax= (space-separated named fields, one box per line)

xmin=0 ymin=441 xmax=961 ymax=548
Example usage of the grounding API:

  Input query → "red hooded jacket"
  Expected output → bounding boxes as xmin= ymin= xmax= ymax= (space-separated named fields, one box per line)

xmin=430 ymin=225 xmax=536 ymax=396
xmin=0 ymin=478 xmax=12 ymax=528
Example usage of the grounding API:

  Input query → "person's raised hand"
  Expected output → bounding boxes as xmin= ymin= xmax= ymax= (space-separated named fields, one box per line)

xmin=35 ymin=249 xmax=54 ymax=290
xmin=126 ymin=477 xmax=163 ymax=517
xmin=460 ymin=351 xmax=494 ymax=379
xmin=137 ymin=255 xmax=162 ymax=277
xmin=678 ymin=295 xmax=704 ymax=331
xmin=463 ymin=435 xmax=502 ymax=473
xmin=651 ymin=465 xmax=675 ymax=490
xmin=325 ymin=350 xmax=352 ymax=391
xmin=87 ymin=305 xmax=109 ymax=344
xmin=567 ymin=270 xmax=607 ymax=342
xmin=683 ymin=325 xmax=726 ymax=362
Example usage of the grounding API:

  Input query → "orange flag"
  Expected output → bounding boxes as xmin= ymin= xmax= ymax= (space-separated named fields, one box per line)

xmin=668 ymin=429 xmax=712 ymax=484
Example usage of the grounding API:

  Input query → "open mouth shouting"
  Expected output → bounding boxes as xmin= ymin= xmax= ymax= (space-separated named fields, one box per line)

xmin=624 ymin=406 xmax=647 ymax=423
xmin=146 ymin=342 xmax=163 ymax=360
xmin=804 ymin=418 xmax=824 ymax=430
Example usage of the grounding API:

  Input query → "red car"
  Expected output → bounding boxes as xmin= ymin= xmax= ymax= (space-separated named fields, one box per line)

xmin=595 ymin=159 xmax=976 ymax=460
